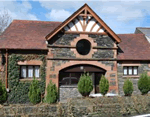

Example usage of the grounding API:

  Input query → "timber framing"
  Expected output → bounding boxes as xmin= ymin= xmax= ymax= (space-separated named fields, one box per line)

xmin=64 ymin=31 xmax=107 ymax=35
xmin=45 ymin=3 xmax=121 ymax=43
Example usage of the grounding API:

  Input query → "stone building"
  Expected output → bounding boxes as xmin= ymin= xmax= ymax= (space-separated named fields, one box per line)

xmin=0 ymin=4 xmax=150 ymax=101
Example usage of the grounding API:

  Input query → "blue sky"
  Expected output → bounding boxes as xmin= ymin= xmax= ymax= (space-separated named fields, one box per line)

xmin=0 ymin=0 xmax=150 ymax=34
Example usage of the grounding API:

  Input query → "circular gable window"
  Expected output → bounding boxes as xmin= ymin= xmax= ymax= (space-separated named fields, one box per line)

xmin=76 ymin=39 xmax=91 ymax=55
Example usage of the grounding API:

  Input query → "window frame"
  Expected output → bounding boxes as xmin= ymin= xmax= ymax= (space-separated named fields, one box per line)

xmin=123 ymin=66 xmax=138 ymax=76
xmin=20 ymin=65 xmax=40 ymax=79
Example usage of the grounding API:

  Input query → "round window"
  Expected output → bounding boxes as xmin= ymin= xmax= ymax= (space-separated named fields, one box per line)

xmin=76 ymin=39 xmax=91 ymax=55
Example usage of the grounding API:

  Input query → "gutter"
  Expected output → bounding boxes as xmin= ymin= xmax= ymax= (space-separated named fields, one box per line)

xmin=5 ymin=49 xmax=9 ymax=92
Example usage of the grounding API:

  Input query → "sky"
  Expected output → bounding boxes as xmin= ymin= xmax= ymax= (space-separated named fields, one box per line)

xmin=0 ymin=0 xmax=150 ymax=34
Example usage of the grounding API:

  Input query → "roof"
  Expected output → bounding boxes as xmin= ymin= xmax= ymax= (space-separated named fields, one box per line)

xmin=118 ymin=34 xmax=150 ymax=60
xmin=135 ymin=27 xmax=150 ymax=35
xmin=0 ymin=20 xmax=61 ymax=50
xmin=45 ymin=4 xmax=121 ymax=43
xmin=0 ymin=20 xmax=150 ymax=60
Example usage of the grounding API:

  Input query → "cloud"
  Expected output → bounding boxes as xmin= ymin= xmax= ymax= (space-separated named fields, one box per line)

xmin=46 ymin=9 xmax=72 ymax=21
xmin=0 ymin=1 xmax=38 ymax=20
xmin=38 ymin=1 xmax=150 ymax=22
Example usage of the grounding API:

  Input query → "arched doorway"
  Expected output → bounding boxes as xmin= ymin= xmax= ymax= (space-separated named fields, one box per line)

xmin=59 ymin=64 xmax=106 ymax=101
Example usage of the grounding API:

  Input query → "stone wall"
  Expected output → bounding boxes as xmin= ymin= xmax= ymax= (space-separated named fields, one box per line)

xmin=1 ymin=95 xmax=150 ymax=117
xmin=118 ymin=62 xmax=150 ymax=95
xmin=49 ymin=33 xmax=79 ymax=45
xmin=88 ymin=34 xmax=114 ymax=47
xmin=49 ymin=33 xmax=116 ymax=59
xmin=59 ymin=85 xmax=82 ymax=101
xmin=47 ymin=33 xmax=118 ymax=100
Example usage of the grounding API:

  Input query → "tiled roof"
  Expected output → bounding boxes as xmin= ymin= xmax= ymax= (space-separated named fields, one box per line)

xmin=117 ymin=34 xmax=150 ymax=60
xmin=135 ymin=27 xmax=150 ymax=37
xmin=0 ymin=20 xmax=61 ymax=50
xmin=0 ymin=20 xmax=150 ymax=60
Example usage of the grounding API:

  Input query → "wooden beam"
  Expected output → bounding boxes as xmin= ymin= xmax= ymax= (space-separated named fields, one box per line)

xmin=96 ymin=25 xmax=103 ymax=32
xmin=90 ymin=21 xmax=98 ymax=32
xmin=64 ymin=31 xmax=107 ymax=35
xmin=76 ymin=17 xmax=83 ymax=28
xmin=79 ymin=14 xmax=92 ymax=17
xmin=85 ymin=17 xmax=93 ymax=31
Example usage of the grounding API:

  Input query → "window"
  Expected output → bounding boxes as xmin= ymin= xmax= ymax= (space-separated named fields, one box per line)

xmin=60 ymin=77 xmax=79 ymax=85
xmin=76 ymin=39 xmax=91 ymax=55
xmin=123 ymin=66 xmax=138 ymax=75
xmin=20 ymin=65 xmax=40 ymax=78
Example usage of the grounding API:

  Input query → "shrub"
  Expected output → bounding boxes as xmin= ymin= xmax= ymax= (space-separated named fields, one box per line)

xmin=138 ymin=72 xmax=150 ymax=95
xmin=99 ymin=75 xmax=109 ymax=96
xmin=28 ymin=78 xmax=41 ymax=104
xmin=0 ymin=80 xmax=7 ymax=104
xmin=45 ymin=80 xmax=58 ymax=104
xmin=123 ymin=79 xmax=133 ymax=96
xmin=78 ymin=72 xmax=93 ymax=97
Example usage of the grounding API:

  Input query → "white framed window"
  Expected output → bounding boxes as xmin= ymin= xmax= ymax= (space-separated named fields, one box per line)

xmin=133 ymin=66 xmax=138 ymax=75
xmin=21 ymin=66 xmax=26 ymax=78
xmin=20 ymin=65 xmax=40 ymax=78
xmin=123 ymin=66 xmax=127 ymax=75
xmin=123 ymin=66 xmax=138 ymax=76
xmin=35 ymin=66 xmax=40 ymax=78
xmin=128 ymin=66 xmax=132 ymax=75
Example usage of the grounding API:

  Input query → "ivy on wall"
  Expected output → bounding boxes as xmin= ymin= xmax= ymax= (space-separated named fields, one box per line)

xmin=7 ymin=54 xmax=46 ymax=104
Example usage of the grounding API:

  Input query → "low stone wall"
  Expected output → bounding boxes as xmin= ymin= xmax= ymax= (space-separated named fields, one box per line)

xmin=59 ymin=85 xmax=95 ymax=101
xmin=59 ymin=85 xmax=82 ymax=101
xmin=1 ymin=95 xmax=150 ymax=117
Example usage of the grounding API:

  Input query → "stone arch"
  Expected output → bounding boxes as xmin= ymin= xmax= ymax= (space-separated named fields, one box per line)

xmin=57 ymin=61 xmax=111 ymax=73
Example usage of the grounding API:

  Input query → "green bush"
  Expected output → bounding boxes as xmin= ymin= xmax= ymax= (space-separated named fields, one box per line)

xmin=78 ymin=72 xmax=93 ymax=97
xmin=99 ymin=75 xmax=109 ymax=96
xmin=123 ymin=79 xmax=133 ymax=96
xmin=45 ymin=80 xmax=58 ymax=104
xmin=28 ymin=78 xmax=41 ymax=104
xmin=138 ymin=72 xmax=150 ymax=95
xmin=0 ymin=80 xmax=7 ymax=104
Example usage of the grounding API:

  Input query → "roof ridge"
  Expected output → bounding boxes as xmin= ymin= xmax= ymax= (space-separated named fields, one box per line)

xmin=117 ymin=33 xmax=144 ymax=35
xmin=136 ymin=27 xmax=150 ymax=29
xmin=13 ymin=19 xmax=62 ymax=23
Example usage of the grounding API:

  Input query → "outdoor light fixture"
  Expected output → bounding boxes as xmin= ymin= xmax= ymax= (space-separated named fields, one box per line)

xmin=80 ymin=66 xmax=84 ymax=70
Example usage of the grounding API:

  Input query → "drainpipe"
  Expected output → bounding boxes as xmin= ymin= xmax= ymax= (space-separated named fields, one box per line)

xmin=5 ymin=49 xmax=9 ymax=92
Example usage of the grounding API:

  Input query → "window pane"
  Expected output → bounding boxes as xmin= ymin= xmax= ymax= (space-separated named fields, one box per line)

xmin=21 ymin=66 xmax=26 ymax=78
xmin=124 ymin=66 xmax=127 ymax=75
xmin=133 ymin=67 xmax=138 ymax=75
xmin=61 ymin=78 xmax=70 ymax=85
xmin=28 ymin=66 xmax=33 ymax=78
xmin=129 ymin=66 xmax=132 ymax=75
xmin=35 ymin=66 xmax=40 ymax=78
xmin=71 ymin=77 xmax=78 ymax=85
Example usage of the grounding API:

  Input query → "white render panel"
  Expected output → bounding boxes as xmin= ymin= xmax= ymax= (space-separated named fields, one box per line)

xmin=86 ymin=18 xmax=96 ymax=32
xmin=92 ymin=23 xmax=100 ymax=32
xmin=98 ymin=28 xmax=104 ymax=32
xmin=78 ymin=16 xmax=84 ymax=25
xmin=64 ymin=26 xmax=69 ymax=31
xmin=74 ymin=18 xmax=83 ymax=31
xmin=68 ymin=22 xmax=76 ymax=31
